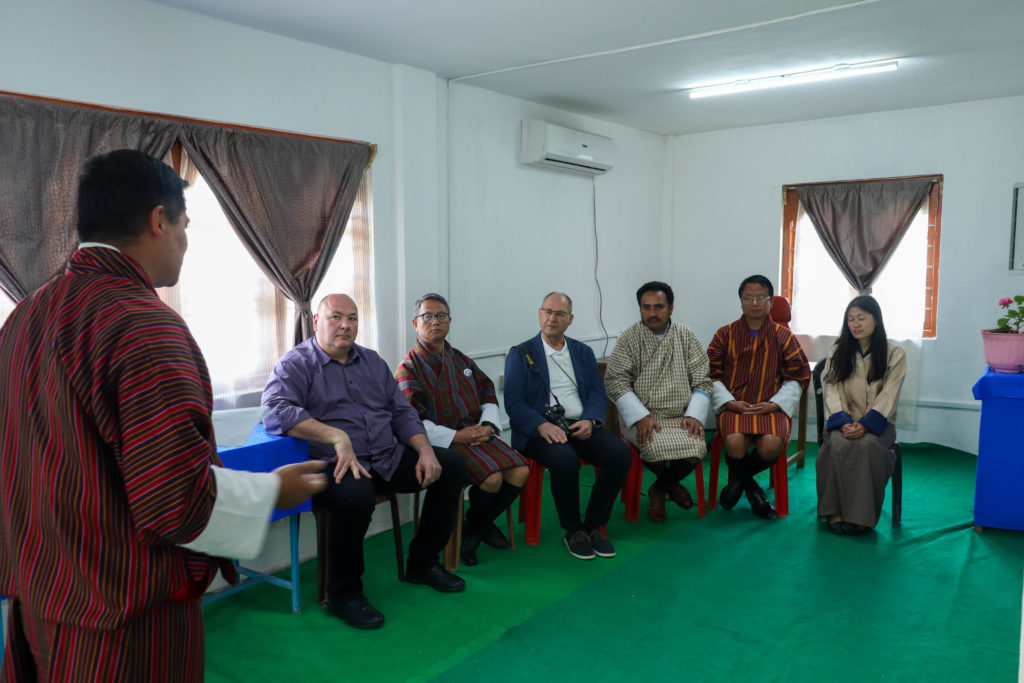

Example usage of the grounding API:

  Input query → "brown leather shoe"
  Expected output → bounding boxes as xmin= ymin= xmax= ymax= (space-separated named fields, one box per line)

xmin=647 ymin=484 xmax=667 ymax=522
xmin=665 ymin=482 xmax=693 ymax=510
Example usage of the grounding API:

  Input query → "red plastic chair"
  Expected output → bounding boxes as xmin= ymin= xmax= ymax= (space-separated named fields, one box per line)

xmin=621 ymin=444 xmax=644 ymax=523
xmin=623 ymin=440 xmax=706 ymax=519
xmin=517 ymin=453 xmax=644 ymax=545
xmin=769 ymin=295 xmax=792 ymax=327
xmin=771 ymin=295 xmax=809 ymax=469
xmin=702 ymin=294 xmax=801 ymax=518
xmin=707 ymin=431 xmax=788 ymax=518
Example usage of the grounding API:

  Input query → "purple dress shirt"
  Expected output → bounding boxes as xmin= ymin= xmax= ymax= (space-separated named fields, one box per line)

xmin=262 ymin=338 xmax=425 ymax=481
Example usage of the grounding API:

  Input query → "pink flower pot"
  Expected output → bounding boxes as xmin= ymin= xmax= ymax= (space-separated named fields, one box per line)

xmin=982 ymin=329 xmax=1024 ymax=373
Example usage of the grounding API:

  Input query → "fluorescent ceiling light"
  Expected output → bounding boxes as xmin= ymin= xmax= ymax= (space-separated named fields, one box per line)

xmin=688 ymin=59 xmax=898 ymax=99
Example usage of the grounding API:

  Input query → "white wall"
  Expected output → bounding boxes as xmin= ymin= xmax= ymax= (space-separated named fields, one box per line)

xmin=14 ymin=0 xmax=1006 ymax=585
xmin=0 ymin=0 xmax=422 ymax=577
xmin=1 ymin=0 xmax=667 ymax=581
xmin=670 ymin=96 xmax=1024 ymax=453
xmin=444 ymin=83 xmax=669 ymax=386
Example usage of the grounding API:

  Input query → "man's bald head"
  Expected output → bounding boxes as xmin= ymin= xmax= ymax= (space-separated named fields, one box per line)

xmin=313 ymin=293 xmax=359 ymax=362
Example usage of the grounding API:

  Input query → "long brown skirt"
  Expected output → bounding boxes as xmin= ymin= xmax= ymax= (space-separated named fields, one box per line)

xmin=816 ymin=423 xmax=896 ymax=528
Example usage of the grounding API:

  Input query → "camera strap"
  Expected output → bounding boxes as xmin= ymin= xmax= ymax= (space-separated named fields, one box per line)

xmin=548 ymin=356 xmax=579 ymax=392
xmin=513 ymin=344 xmax=541 ymax=375
xmin=513 ymin=343 xmax=578 ymax=407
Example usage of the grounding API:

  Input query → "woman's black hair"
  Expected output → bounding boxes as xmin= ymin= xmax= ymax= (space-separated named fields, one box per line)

xmin=825 ymin=295 xmax=889 ymax=384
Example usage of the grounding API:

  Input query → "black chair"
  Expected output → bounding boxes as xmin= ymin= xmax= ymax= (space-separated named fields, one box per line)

xmin=813 ymin=360 xmax=902 ymax=527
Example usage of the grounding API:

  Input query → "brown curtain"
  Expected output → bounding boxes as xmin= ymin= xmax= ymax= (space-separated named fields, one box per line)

xmin=794 ymin=178 xmax=934 ymax=294
xmin=0 ymin=95 xmax=178 ymax=301
xmin=178 ymin=124 xmax=372 ymax=345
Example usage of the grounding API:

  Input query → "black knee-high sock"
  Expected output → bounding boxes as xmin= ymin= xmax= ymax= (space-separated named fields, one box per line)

xmin=465 ymin=485 xmax=495 ymax=534
xmin=741 ymin=448 xmax=776 ymax=493
xmin=648 ymin=459 xmax=699 ymax=489
xmin=484 ymin=481 xmax=522 ymax=523
xmin=665 ymin=458 xmax=699 ymax=484
xmin=467 ymin=482 xmax=522 ymax=533
xmin=725 ymin=453 xmax=752 ymax=483
xmin=744 ymin=447 xmax=776 ymax=476
xmin=643 ymin=460 xmax=669 ymax=489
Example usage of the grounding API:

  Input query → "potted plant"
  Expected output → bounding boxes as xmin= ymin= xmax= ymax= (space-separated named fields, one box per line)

xmin=982 ymin=296 xmax=1024 ymax=372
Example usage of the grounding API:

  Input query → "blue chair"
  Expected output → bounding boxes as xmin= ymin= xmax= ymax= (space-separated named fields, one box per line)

xmin=202 ymin=425 xmax=310 ymax=613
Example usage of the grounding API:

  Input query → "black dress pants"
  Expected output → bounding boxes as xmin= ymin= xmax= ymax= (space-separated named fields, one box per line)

xmin=522 ymin=427 xmax=631 ymax=534
xmin=313 ymin=446 xmax=465 ymax=601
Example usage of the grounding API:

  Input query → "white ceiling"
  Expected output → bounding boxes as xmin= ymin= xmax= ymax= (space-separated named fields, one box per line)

xmin=151 ymin=0 xmax=1024 ymax=135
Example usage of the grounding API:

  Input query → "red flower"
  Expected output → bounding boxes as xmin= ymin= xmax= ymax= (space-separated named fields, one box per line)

xmin=999 ymin=297 xmax=1013 ymax=308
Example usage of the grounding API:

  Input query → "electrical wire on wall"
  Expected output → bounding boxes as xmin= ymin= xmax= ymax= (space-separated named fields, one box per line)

xmin=592 ymin=175 xmax=611 ymax=357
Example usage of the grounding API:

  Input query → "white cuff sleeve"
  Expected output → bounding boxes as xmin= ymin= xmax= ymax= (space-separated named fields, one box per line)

xmin=181 ymin=466 xmax=279 ymax=560
xmin=769 ymin=380 xmax=804 ymax=419
xmin=423 ymin=419 xmax=457 ymax=448
xmin=480 ymin=403 xmax=503 ymax=437
xmin=711 ymin=381 xmax=736 ymax=414
xmin=684 ymin=390 xmax=711 ymax=423
xmin=614 ymin=391 xmax=650 ymax=429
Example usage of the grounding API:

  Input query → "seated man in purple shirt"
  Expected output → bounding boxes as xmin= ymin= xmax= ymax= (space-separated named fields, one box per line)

xmin=263 ymin=293 xmax=466 ymax=630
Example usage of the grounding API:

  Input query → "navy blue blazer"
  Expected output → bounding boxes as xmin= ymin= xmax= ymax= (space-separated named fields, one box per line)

xmin=504 ymin=333 xmax=608 ymax=451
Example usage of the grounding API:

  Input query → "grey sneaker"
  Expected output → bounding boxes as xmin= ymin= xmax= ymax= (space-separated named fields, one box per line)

xmin=588 ymin=528 xmax=616 ymax=558
xmin=564 ymin=530 xmax=595 ymax=560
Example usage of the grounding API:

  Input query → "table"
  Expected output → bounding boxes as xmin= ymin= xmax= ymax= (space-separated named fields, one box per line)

xmin=202 ymin=425 xmax=310 ymax=612
xmin=972 ymin=368 xmax=1024 ymax=532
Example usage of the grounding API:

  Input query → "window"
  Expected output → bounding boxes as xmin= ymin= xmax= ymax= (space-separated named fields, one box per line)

xmin=0 ymin=170 xmax=373 ymax=409
xmin=781 ymin=177 xmax=942 ymax=339
xmin=307 ymin=171 xmax=376 ymax=350
xmin=157 ymin=174 xmax=287 ymax=408
xmin=157 ymin=168 xmax=374 ymax=409
xmin=0 ymin=92 xmax=373 ymax=409
xmin=0 ymin=292 xmax=13 ymax=325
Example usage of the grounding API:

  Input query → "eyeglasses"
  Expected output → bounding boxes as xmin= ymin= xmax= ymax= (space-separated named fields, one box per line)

xmin=417 ymin=313 xmax=451 ymax=323
xmin=740 ymin=296 xmax=773 ymax=304
xmin=540 ymin=308 xmax=570 ymax=320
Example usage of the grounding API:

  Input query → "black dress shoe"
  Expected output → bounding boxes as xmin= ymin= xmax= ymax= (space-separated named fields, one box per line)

xmin=460 ymin=532 xmax=482 ymax=566
xmin=828 ymin=521 xmax=847 ymax=535
xmin=745 ymin=484 xmax=776 ymax=519
xmin=406 ymin=561 xmax=466 ymax=593
xmin=480 ymin=522 xmax=510 ymax=549
xmin=719 ymin=480 xmax=744 ymax=510
xmin=840 ymin=521 xmax=870 ymax=535
xmin=326 ymin=593 xmax=385 ymax=630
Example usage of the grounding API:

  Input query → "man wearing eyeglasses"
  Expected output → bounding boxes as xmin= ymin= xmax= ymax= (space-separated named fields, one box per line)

xmin=707 ymin=275 xmax=810 ymax=519
xmin=504 ymin=292 xmax=631 ymax=560
xmin=395 ymin=293 xmax=528 ymax=566
xmin=263 ymin=293 xmax=467 ymax=630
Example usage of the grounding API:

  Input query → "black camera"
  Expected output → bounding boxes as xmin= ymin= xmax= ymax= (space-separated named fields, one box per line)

xmin=543 ymin=403 xmax=572 ymax=435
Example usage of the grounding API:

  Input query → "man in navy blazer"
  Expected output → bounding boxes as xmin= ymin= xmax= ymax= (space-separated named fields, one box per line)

xmin=504 ymin=292 xmax=631 ymax=560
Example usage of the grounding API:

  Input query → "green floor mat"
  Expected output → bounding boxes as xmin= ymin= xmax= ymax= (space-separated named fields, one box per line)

xmin=204 ymin=445 xmax=1023 ymax=682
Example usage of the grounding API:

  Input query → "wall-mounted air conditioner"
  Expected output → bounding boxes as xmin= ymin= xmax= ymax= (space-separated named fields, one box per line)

xmin=520 ymin=119 xmax=614 ymax=175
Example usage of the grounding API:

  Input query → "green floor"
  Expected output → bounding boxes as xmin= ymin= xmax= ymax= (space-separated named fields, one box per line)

xmin=203 ymin=444 xmax=1023 ymax=682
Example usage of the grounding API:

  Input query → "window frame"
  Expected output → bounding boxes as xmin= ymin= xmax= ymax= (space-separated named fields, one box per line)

xmin=781 ymin=175 xmax=942 ymax=339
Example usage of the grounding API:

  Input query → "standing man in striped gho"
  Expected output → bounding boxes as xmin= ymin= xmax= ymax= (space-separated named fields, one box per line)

xmin=0 ymin=150 xmax=325 ymax=680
